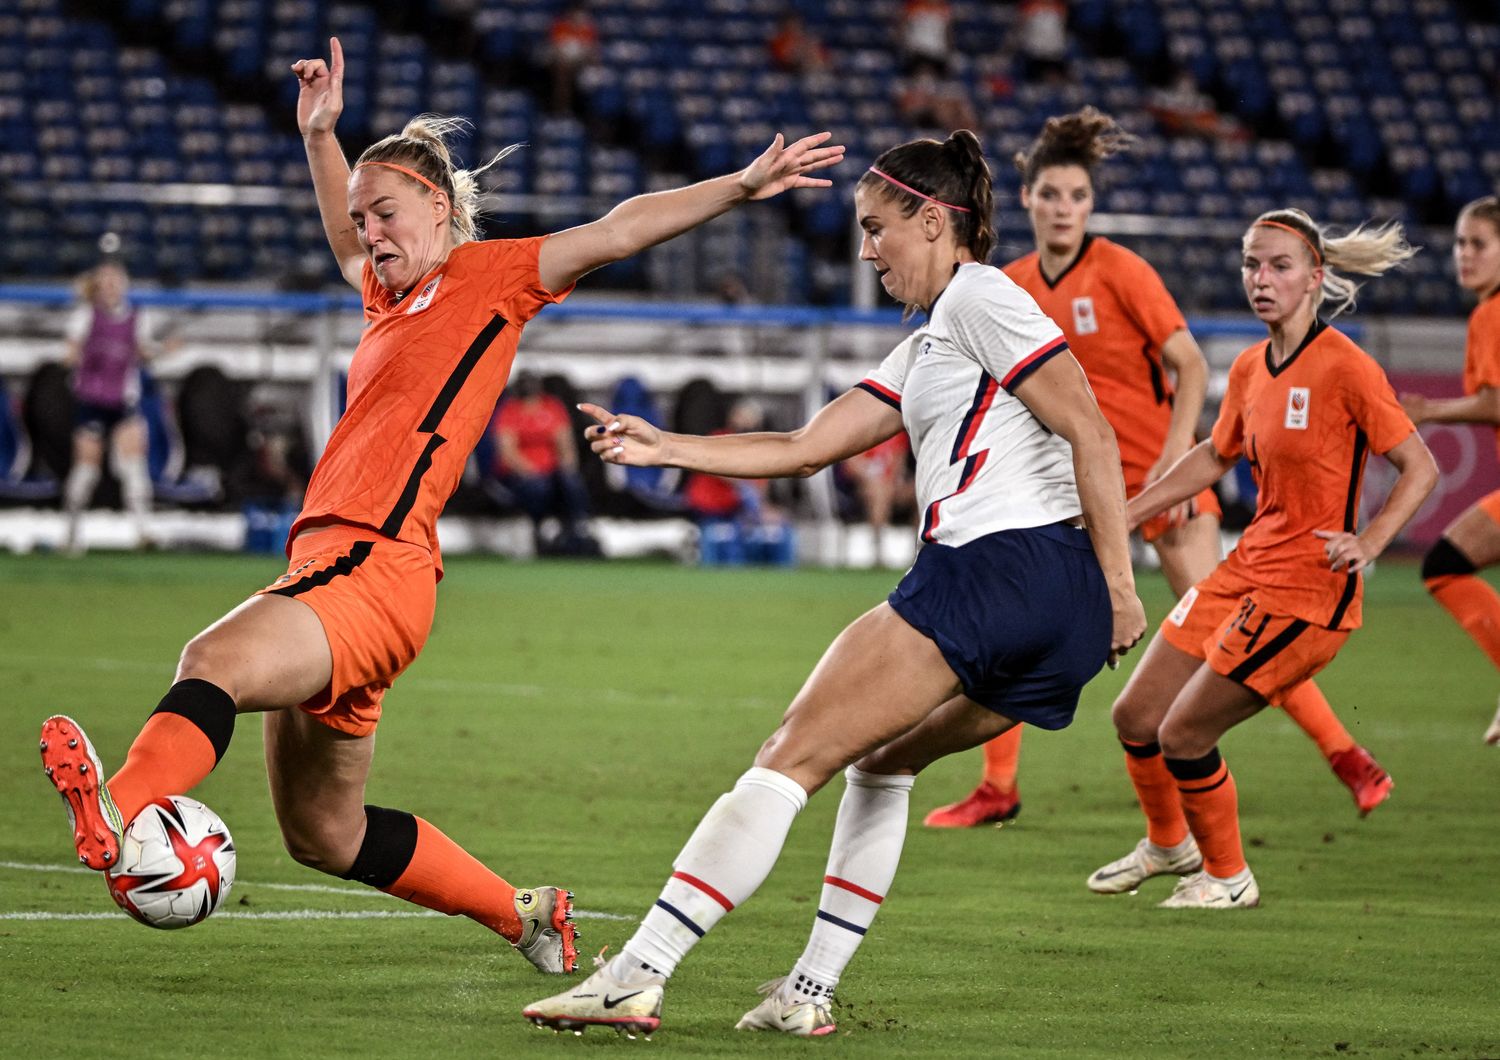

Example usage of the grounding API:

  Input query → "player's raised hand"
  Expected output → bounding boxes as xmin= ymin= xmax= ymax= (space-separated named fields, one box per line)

xmin=292 ymin=36 xmax=344 ymax=137
xmin=579 ymin=403 xmax=666 ymax=466
xmin=739 ymin=132 xmax=845 ymax=201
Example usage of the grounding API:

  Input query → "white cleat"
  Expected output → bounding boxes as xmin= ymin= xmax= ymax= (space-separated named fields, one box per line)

xmin=1158 ymin=869 xmax=1260 ymax=909
xmin=1485 ymin=698 xmax=1500 ymax=746
xmin=1087 ymin=836 xmax=1203 ymax=894
xmin=522 ymin=962 xmax=663 ymax=1038
xmin=735 ymin=978 xmax=836 ymax=1037
xmin=512 ymin=887 xmax=578 ymax=974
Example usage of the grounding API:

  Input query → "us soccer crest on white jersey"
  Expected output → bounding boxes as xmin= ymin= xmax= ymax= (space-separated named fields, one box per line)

xmin=857 ymin=263 xmax=1083 ymax=546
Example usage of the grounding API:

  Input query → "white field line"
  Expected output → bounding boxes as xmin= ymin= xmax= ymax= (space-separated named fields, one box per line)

xmin=0 ymin=860 xmax=631 ymax=921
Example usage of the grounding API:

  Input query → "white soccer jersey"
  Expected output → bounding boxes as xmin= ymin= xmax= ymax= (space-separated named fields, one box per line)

xmin=857 ymin=262 xmax=1082 ymax=546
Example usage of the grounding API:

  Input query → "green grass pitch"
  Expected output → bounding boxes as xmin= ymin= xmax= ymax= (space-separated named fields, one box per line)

xmin=1 ymin=551 xmax=1496 ymax=1057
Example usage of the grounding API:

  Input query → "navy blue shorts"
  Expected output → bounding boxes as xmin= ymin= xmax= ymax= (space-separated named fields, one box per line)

xmin=74 ymin=400 xmax=133 ymax=435
xmin=887 ymin=522 xmax=1111 ymax=730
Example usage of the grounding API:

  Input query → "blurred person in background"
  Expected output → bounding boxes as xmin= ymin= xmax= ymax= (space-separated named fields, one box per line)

xmin=896 ymin=68 xmax=977 ymax=133
xmin=61 ymin=259 xmax=176 ymax=555
xmin=684 ymin=398 xmax=795 ymax=564
xmin=897 ymin=0 xmax=953 ymax=76
xmin=768 ymin=13 xmax=830 ymax=76
xmin=839 ymin=431 xmax=914 ymax=567
xmin=489 ymin=371 xmax=596 ymax=555
xmin=926 ymin=108 xmax=1396 ymax=830
xmin=546 ymin=1 xmax=600 ymax=115
xmin=1401 ymin=195 xmax=1500 ymax=744
xmin=37 ymin=35 xmax=841 ymax=976
xmin=1017 ymin=0 xmax=1070 ymax=83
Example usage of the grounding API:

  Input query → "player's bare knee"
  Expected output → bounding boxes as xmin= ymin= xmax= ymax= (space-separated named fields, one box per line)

xmin=1156 ymin=717 xmax=1211 ymax=760
xmin=1110 ymin=695 xmax=1159 ymax=744
xmin=174 ymin=635 xmax=239 ymax=697
xmin=754 ymin=728 xmax=844 ymax=793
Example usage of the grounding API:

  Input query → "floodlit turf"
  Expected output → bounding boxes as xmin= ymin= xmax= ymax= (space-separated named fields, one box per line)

xmin=2 ymin=550 xmax=1497 ymax=1058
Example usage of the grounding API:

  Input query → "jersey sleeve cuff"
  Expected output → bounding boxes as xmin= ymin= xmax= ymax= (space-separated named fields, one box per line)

xmin=856 ymin=380 xmax=902 ymax=410
xmin=1000 ymin=338 xmax=1069 ymax=392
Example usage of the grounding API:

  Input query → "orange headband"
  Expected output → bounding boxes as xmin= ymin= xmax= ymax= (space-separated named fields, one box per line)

xmin=1253 ymin=220 xmax=1321 ymax=265
xmin=354 ymin=160 xmax=443 ymax=194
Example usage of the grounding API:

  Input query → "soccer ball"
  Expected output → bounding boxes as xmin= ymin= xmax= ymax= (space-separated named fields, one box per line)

xmin=105 ymin=795 xmax=236 ymax=929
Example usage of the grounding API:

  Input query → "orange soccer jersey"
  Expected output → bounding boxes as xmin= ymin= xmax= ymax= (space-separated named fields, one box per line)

xmin=1462 ymin=290 xmax=1500 ymax=463
xmin=1003 ymin=236 xmax=1188 ymax=481
xmin=293 ymin=236 xmax=573 ymax=573
xmin=1210 ymin=321 xmax=1416 ymax=631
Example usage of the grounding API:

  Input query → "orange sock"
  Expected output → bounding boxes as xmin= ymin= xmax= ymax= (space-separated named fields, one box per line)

xmin=1165 ymin=749 xmax=1246 ymax=878
xmin=1276 ymin=681 xmax=1354 ymax=759
xmin=1427 ymin=574 xmax=1500 ymax=669
xmin=981 ymin=726 xmax=1023 ymax=793
xmin=1121 ymin=740 xmax=1189 ymax=848
xmin=106 ymin=680 xmax=237 ymax=825
xmin=384 ymin=817 xmax=522 ymax=941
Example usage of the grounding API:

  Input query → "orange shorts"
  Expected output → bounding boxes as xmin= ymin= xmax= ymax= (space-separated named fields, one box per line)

xmin=255 ymin=525 xmax=436 ymax=737
xmin=1478 ymin=489 xmax=1500 ymax=527
xmin=1159 ymin=564 xmax=1348 ymax=702
xmin=1124 ymin=463 xmax=1223 ymax=544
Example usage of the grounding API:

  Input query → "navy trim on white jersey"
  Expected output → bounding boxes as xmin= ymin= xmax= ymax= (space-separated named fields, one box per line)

xmin=855 ymin=379 xmax=901 ymax=410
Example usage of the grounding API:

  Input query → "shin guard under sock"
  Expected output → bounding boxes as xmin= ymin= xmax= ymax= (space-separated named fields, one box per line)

xmin=106 ymin=679 xmax=236 ymax=825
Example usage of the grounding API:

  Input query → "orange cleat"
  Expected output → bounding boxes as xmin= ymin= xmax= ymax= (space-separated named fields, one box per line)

xmin=1329 ymin=746 xmax=1393 ymax=817
xmin=39 ymin=715 xmax=125 ymax=870
xmin=514 ymin=886 xmax=579 ymax=974
xmin=922 ymin=781 xmax=1021 ymax=829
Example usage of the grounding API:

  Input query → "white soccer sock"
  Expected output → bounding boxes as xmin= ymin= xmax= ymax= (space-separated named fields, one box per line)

xmin=787 ymin=765 xmax=914 ymax=1003
xmin=64 ymin=461 xmax=100 ymax=515
xmin=615 ymin=766 xmax=808 ymax=981
xmin=117 ymin=456 xmax=153 ymax=531
xmin=63 ymin=462 xmax=101 ymax=551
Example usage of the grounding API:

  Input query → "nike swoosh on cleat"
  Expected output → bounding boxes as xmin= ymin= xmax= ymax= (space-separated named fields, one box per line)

xmin=1229 ymin=884 xmax=1251 ymax=902
xmin=603 ymin=992 xmax=645 ymax=1010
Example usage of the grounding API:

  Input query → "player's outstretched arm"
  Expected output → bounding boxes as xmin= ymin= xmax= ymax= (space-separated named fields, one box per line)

xmin=1127 ymin=439 xmax=1232 ymax=530
xmin=1400 ymin=386 xmax=1500 ymax=427
xmin=538 ymin=133 xmax=845 ymax=293
xmin=579 ymin=388 xmax=898 ymax=480
xmin=292 ymin=37 xmax=364 ymax=289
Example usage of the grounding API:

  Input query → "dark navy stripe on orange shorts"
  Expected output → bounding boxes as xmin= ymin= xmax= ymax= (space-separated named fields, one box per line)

xmin=255 ymin=524 xmax=436 ymax=736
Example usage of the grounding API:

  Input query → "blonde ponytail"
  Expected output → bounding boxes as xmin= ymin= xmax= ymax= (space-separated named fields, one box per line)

xmin=1249 ymin=208 xmax=1417 ymax=318
xmin=356 ymin=113 xmax=523 ymax=245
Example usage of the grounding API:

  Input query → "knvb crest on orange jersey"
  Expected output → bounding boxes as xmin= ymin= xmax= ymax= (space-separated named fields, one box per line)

xmin=405 ymin=274 xmax=443 ymax=315
xmin=1285 ymin=386 xmax=1310 ymax=430
xmin=1071 ymin=296 xmax=1098 ymax=335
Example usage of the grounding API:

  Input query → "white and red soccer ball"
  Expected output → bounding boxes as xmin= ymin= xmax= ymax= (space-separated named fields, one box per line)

xmin=106 ymin=795 xmax=236 ymax=929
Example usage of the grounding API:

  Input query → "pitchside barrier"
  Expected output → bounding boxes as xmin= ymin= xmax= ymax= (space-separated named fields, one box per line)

xmin=0 ymin=285 xmax=1485 ymax=560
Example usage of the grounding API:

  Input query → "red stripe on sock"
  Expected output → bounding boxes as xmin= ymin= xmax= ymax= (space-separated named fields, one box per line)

xmin=672 ymin=871 xmax=734 ymax=911
xmin=824 ymin=875 xmax=884 ymax=904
